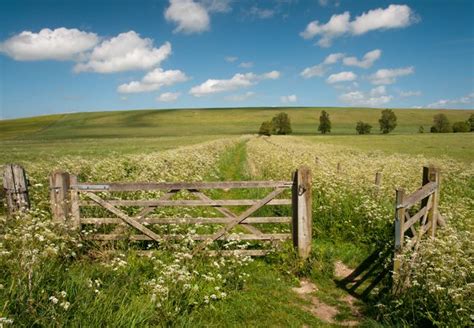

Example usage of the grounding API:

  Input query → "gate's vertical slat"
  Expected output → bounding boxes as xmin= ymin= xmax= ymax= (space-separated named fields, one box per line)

xmin=3 ymin=164 xmax=30 ymax=215
xmin=49 ymin=171 xmax=71 ymax=223
xmin=292 ymin=166 xmax=312 ymax=259
xmin=422 ymin=166 xmax=440 ymax=237
xmin=69 ymin=174 xmax=81 ymax=229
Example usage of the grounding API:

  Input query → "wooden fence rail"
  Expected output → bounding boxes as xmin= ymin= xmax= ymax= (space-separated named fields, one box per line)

xmin=48 ymin=167 xmax=313 ymax=258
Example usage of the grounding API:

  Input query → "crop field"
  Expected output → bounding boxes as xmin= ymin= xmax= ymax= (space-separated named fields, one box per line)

xmin=0 ymin=107 xmax=473 ymax=327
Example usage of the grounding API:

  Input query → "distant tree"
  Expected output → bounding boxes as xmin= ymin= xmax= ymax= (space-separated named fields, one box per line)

xmin=318 ymin=110 xmax=331 ymax=134
xmin=258 ymin=121 xmax=273 ymax=136
xmin=432 ymin=113 xmax=452 ymax=133
xmin=418 ymin=126 xmax=425 ymax=133
xmin=272 ymin=112 xmax=292 ymax=135
xmin=430 ymin=126 xmax=438 ymax=133
xmin=378 ymin=109 xmax=397 ymax=134
xmin=452 ymin=121 xmax=470 ymax=133
xmin=468 ymin=114 xmax=474 ymax=131
xmin=355 ymin=121 xmax=372 ymax=135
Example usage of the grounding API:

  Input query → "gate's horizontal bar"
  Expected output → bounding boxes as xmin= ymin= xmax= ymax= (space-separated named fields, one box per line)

xmin=80 ymin=216 xmax=292 ymax=225
xmin=112 ymin=249 xmax=271 ymax=257
xmin=71 ymin=181 xmax=293 ymax=191
xmin=80 ymin=199 xmax=292 ymax=207
xmin=85 ymin=233 xmax=291 ymax=241
xmin=399 ymin=182 xmax=437 ymax=209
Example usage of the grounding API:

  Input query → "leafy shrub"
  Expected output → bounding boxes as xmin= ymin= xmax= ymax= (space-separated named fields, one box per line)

xmin=378 ymin=109 xmax=397 ymax=134
xmin=271 ymin=112 xmax=292 ymax=135
xmin=318 ymin=110 xmax=331 ymax=134
xmin=432 ymin=113 xmax=452 ymax=133
xmin=258 ymin=121 xmax=273 ymax=136
xmin=418 ymin=126 xmax=424 ymax=133
xmin=356 ymin=121 xmax=372 ymax=134
xmin=468 ymin=114 xmax=474 ymax=131
xmin=452 ymin=121 xmax=470 ymax=133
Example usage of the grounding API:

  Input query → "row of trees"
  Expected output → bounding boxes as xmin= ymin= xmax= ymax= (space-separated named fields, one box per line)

xmin=319 ymin=109 xmax=397 ymax=135
xmin=429 ymin=113 xmax=474 ymax=133
xmin=259 ymin=111 xmax=474 ymax=136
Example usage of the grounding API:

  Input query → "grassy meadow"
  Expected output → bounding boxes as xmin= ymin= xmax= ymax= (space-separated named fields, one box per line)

xmin=0 ymin=107 xmax=473 ymax=327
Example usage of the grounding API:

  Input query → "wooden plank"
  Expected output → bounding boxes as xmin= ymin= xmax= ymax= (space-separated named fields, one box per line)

xmin=192 ymin=187 xmax=287 ymax=254
xmin=80 ymin=198 xmax=292 ymax=207
xmin=403 ymin=200 xmax=433 ymax=232
xmin=71 ymin=181 xmax=293 ymax=191
xmin=292 ymin=166 xmax=312 ymax=259
xmin=49 ymin=171 xmax=70 ymax=223
xmin=189 ymin=189 xmax=263 ymax=236
xmin=423 ymin=166 xmax=440 ymax=237
xmin=80 ymin=216 xmax=292 ymax=225
xmin=393 ymin=188 xmax=406 ymax=288
xmin=85 ymin=192 xmax=161 ymax=242
xmin=134 ymin=190 xmax=179 ymax=219
xmin=206 ymin=250 xmax=270 ymax=257
xmin=85 ymin=233 xmax=291 ymax=241
xmin=3 ymin=164 xmax=30 ymax=215
xmin=69 ymin=174 xmax=81 ymax=229
xmin=400 ymin=182 xmax=437 ymax=208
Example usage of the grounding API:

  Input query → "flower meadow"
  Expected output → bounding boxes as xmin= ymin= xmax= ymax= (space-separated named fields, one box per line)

xmin=246 ymin=136 xmax=473 ymax=326
xmin=0 ymin=135 xmax=472 ymax=326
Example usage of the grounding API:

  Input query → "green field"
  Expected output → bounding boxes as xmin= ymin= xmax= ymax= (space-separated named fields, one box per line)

xmin=0 ymin=107 xmax=473 ymax=327
xmin=1 ymin=107 xmax=472 ymax=140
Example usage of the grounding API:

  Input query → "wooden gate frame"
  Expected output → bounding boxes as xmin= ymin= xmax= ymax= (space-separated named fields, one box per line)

xmin=393 ymin=166 xmax=441 ymax=290
xmin=49 ymin=167 xmax=312 ymax=258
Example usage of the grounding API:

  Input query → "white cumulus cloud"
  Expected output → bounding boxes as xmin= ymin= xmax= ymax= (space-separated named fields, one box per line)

xmin=0 ymin=27 xmax=99 ymax=61
xmin=327 ymin=71 xmax=357 ymax=84
xmin=369 ymin=66 xmax=414 ymax=85
xmin=427 ymin=92 xmax=474 ymax=108
xmin=225 ymin=56 xmax=238 ymax=63
xmin=239 ymin=61 xmax=253 ymax=68
xmin=340 ymin=87 xmax=392 ymax=107
xmin=281 ymin=95 xmax=297 ymax=103
xmin=300 ymin=4 xmax=417 ymax=47
xmin=343 ymin=49 xmax=381 ymax=68
xmin=300 ymin=52 xmax=344 ymax=79
xmin=118 ymin=68 xmax=189 ymax=93
xmin=157 ymin=92 xmax=181 ymax=102
xmin=74 ymin=31 xmax=171 ymax=73
xmin=165 ymin=0 xmax=210 ymax=34
xmin=189 ymin=71 xmax=280 ymax=97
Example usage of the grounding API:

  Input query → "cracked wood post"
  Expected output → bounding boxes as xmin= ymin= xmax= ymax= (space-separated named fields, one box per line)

xmin=422 ymin=166 xmax=440 ymax=237
xmin=3 ymin=164 xmax=30 ymax=215
xmin=292 ymin=166 xmax=312 ymax=259
xmin=375 ymin=172 xmax=382 ymax=195
xmin=393 ymin=188 xmax=405 ymax=292
xmin=49 ymin=171 xmax=71 ymax=224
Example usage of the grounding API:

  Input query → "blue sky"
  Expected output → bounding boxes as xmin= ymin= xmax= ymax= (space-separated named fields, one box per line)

xmin=0 ymin=0 xmax=473 ymax=119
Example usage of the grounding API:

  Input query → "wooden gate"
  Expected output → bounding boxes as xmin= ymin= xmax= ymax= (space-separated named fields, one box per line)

xmin=49 ymin=167 xmax=312 ymax=258
xmin=393 ymin=166 xmax=442 ymax=291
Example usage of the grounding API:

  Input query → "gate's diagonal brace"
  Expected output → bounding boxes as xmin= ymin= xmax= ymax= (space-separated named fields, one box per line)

xmin=192 ymin=187 xmax=285 ymax=255
xmin=135 ymin=189 xmax=179 ymax=220
xmin=188 ymin=189 xmax=264 ymax=236
xmin=85 ymin=192 xmax=161 ymax=242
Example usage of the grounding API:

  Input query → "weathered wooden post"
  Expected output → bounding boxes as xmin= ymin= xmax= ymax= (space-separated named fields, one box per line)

xmin=49 ymin=171 xmax=71 ymax=224
xmin=69 ymin=174 xmax=81 ymax=229
xmin=375 ymin=172 xmax=382 ymax=191
xmin=393 ymin=188 xmax=406 ymax=288
xmin=3 ymin=164 xmax=30 ymax=215
xmin=422 ymin=166 xmax=440 ymax=237
xmin=292 ymin=166 xmax=312 ymax=259
xmin=337 ymin=162 xmax=342 ymax=174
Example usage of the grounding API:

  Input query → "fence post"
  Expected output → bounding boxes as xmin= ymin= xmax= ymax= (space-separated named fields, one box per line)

xmin=393 ymin=188 xmax=405 ymax=287
xmin=422 ymin=166 xmax=440 ymax=237
xmin=49 ymin=171 xmax=71 ymax=224
xmin=292 ymin=166 xmax=312 ymax=259
xmin=374 ymin=172 xmax=382 ymax=194
xmin=3 ymin=164 xmax=30 ymax=215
